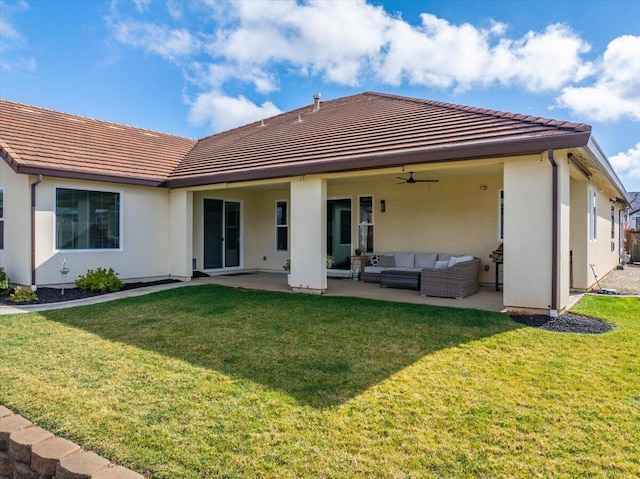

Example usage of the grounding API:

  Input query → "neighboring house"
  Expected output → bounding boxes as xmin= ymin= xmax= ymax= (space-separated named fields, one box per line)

xmin=0 ymin=92 xmax=631 ymax=315
xmin=625 ymin=192 xmax=640 ymax=230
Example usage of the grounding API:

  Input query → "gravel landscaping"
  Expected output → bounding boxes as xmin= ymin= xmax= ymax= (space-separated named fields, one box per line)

xmin=510 ymin=312 xmax=612 ymax=334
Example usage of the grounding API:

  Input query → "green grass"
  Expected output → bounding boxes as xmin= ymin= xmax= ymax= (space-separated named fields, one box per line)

xmin=0 ymin=286 xmax=638 ymax=478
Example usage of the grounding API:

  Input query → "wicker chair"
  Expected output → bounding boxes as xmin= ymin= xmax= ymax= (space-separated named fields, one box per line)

xmin=420 ymin=258 xmax=481 ymax=299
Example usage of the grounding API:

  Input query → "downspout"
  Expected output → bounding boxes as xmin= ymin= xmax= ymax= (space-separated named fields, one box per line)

xmin=547 ymin=150 xmax=558 ymax=317
xmin=31 ymin=175 xmax=42 ymax=288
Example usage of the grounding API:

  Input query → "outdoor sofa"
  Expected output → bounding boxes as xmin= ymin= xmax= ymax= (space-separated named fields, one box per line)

xmin=361 ymin=252 xmax=481 ymax=299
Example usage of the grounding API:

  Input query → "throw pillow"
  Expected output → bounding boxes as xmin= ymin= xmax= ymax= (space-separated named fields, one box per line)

xmin=448 ymin=255 xmax=475 ymax=267
xmin=369 ymin=254 xmax=379 ymax=266
xmin=435 ymin=260 xmax=449 ymax=269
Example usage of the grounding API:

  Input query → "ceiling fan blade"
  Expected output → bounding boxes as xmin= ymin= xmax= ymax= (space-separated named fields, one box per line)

xmin=414 ymin=179 xmax=439 ymax=182
xmin=395 ymin=176 xmax=407 ymax=181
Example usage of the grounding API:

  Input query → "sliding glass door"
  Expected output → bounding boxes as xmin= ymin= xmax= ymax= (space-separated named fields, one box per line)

xmin=203 ymin=199 xmax=241 ymax=269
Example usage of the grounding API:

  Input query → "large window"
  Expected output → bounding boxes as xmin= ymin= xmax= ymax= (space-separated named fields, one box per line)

xmin=0 ymin=189 xmax=3 ymax=250
xmin=275 ymin=200 xmax=288 ymax=251
xmin=358 ymin=195 xmax=374 ymax=253
xmin=56 ymin=188 xmax=120 ymax=250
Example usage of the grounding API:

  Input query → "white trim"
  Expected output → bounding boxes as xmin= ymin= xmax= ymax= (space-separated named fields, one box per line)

xmin=275 ymin=199 xmax=288 ymax=252
xmin=201 ymin=196 xmax=244 ymax=270
xmin=53 ymin=185 xmax=124 ymax=253
xmin=357 ymin=194 xmax=374 ymax=253
xmin=498 ymin=189 xmax=504 ymax=241
xmin=589 ymin=186 xmax=597 ymax=241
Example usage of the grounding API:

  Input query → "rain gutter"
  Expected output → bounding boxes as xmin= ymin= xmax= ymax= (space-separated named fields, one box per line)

xmin=547 ymin=150 xmax=558 ymax=317
xmin=31 ymin=175 xmax=42 ymax=287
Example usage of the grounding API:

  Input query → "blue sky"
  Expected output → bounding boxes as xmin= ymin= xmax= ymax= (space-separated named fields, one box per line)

xmin=1 ymin=0 xmax=639 ymax=191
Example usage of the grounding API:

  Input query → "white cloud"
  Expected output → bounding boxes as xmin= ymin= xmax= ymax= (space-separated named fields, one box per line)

xmin=107 ymin=0 xmax=637 ymax=132
xmin=111 ymin=20 xmax=201 ymax=61
xmin=610 ymin=142 xmax=640 ymax=182
xmin=215 ymin=0 xmax=389 ymax=86
xmin=0 ymin=0 xmax=36 ymax=72
xmin=556 ymin=35 xmax=640 ymax=122
xmin=188 ymin=91 xmax=282 ymax=132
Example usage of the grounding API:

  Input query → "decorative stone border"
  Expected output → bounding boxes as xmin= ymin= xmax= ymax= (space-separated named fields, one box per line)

xmin=0 ymin=405 xmax=144 ymax=479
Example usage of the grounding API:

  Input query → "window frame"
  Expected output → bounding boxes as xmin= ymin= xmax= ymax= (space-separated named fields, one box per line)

xmin=589 ymin=187 xmax=597 ymax=241
xmin=358 ymin=194 xmax=374 ymax=253
xmin=275 ymin=200 xmax=288 ymax=252
xmin=54 ymin=186 xmax=123 ymax=252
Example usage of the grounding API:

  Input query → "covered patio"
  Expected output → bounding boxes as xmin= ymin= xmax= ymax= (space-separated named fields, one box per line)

xmin=200 ymin=271 xmax=508 ymax=312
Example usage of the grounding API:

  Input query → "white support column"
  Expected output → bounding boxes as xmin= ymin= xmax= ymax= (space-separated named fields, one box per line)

xmin=503 ymin=156 xmax=553 ymax=313
xmin=169 ymin=189 xmax=193 ymax=281
xmin=504 ymin=153 xmax=572 ymax=315
xmin=290 ymin=177 xmax=327 ymax=294
xmin=557 ymin=155 xmax=571 ymax=312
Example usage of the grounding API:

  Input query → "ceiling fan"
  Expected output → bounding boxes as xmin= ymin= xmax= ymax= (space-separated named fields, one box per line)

xmin=396 ymin=172 xmax=439 ymax=184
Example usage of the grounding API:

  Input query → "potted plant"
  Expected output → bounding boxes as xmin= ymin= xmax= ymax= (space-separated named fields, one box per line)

xmin=283 ymin=259 xmax=291 ymax=285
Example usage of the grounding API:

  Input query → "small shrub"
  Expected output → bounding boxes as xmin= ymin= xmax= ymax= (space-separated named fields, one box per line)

xmin=0 ymin=267 xmax=10 ymax=296
xmin=75 ymin=267 xmax=124 ymax=293
xmin=9 ymin=286 xmax=38 ymax=303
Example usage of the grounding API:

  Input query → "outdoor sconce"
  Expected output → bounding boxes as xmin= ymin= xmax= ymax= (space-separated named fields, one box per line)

xmin=380 ymin=199 xmax=386 ymax=212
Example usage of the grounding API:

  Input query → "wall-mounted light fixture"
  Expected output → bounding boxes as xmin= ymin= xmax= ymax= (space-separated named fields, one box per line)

xmin=380 ymin=199 xmax=386 ymax=213
xmin=480 ymin=185 xmax=488 ymax=191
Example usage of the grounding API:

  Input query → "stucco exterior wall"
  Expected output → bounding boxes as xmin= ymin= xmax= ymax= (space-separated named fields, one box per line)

xmin=587 ymin=179 xmax=622 ymax=288
xmin=327 ymin=170 xmax=503 ymax=284
xmin=31 ymin=177 xmax=172 ymax=286
xmin=570 ymin=176 xmax=589 ymax=290
xmin=0 ymin=161 xmax=31 ymax=285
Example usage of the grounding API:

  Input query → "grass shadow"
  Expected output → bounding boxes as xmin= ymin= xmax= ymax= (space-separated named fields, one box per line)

xmin=42 ymin=284 xmax=521 ymax=408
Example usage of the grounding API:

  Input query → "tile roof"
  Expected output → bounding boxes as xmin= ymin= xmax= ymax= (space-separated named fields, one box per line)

xmin=1 ymin=92 xmax=594 ymax=188
xmin=0 ymin=100 xmax=196 ymax=186
xmin=168 ymin=91 xmax=592 ymax=187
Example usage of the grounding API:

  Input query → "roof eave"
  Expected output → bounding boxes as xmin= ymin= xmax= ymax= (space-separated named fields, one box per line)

xmin=166 ymin=132 xmax=592 ymax=189
xmin=583 ymin=137 xmax=632 ymax=204
xmin=13 ymin=164 xmax=164 ymax=187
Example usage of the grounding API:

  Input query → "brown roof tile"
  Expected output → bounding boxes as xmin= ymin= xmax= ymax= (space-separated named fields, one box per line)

xmin=1 ymin=92 xmax=593 ymax=188
xmin=168 ymin=92 xmax=591 ymax=187
xmin=0 ymin=100 xmax=196 ymax=186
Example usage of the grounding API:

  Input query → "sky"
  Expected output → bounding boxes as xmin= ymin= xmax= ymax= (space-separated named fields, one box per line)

xmin=1 ymin=0 xmax=639 ymax=192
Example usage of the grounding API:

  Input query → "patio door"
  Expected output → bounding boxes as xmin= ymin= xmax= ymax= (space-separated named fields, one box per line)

xmin=203 ymin=199 xmax=241 ymax=269
xmin=327 ymin=198 xmax=352 ymax=268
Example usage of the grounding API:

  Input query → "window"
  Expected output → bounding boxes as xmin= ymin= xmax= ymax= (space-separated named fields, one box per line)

xmin=590 ymin=188 xmax=597 ymax=240
xmin=275 ymin=201 xmax=288 ymax=251
xmin=358 ymin=195 xmax=374 ymax=253
xmin=498 ymin=189 xmax=504 ymax=241
xmin=56 ymin=188 xmax=120 ymax=250
xmin=611 ymin=205 xmax=616 ymax=252
xmin=0 ymin=189 xmax=3 ymax=250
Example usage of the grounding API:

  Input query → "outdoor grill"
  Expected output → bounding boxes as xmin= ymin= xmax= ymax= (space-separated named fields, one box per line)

xmin=490 ymin=243 xmax=503 ymax=291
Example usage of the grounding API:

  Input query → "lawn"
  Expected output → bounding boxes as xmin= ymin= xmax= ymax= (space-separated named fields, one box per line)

xmin=0 ymin=285 xmax=638 ymax=478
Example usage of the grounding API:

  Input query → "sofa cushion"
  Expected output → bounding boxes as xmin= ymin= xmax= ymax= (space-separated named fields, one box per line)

xmin=415 ymin=252 xmax=437 ymax=268
xmin=435 ymin=260 xmax=449 ymax=269
xmin=377 ymin=255 xmax=394 ymax=267
xmin=448 ymin=255 xmax=475 ymax=267
xmin=363 ymin=266 xmax=385 ymax=274
xmin=437 ymin=253 xmax=452 ymax=262
xmin=394 ymin=252 xmax=415 ymax=268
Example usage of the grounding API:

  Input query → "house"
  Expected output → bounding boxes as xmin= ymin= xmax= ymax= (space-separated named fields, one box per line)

xmin=0 ymin=92 xmax=631 ymax=315
xmin=625 ymin=192 xmax=640 ymax=230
